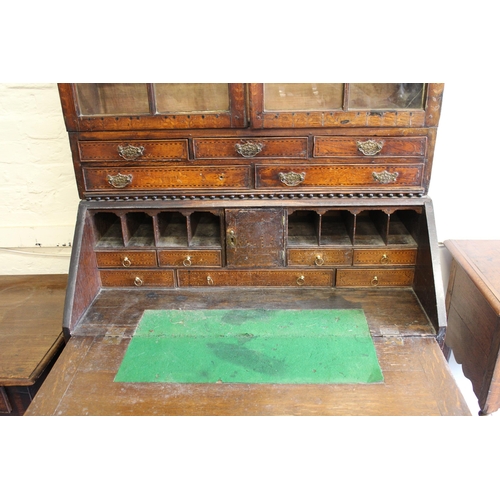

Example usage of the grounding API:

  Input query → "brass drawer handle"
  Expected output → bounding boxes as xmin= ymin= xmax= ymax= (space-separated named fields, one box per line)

xmin=372 ymin=170 xmax=399 ymax=184
xmin=235 ymin=141 xmax=264 ymax=157
xmin=357 ymin=139 xmax=384 ymax=156
xmin=297 ymin=275 xmax=305 ymax=286
xmin=183 ymin=256 xmax=192 ymax=267
xmin=134 ymin=276 xmax=143 ymax=287
xmin=315 ymin=255 xmax=325 ymax=266
xmin=380 ymin=253 xmax=389 ymax=264
xmin=279 ymin=171 xmax=306 ymax=187
xmin=371 ymin=276 xmax=379 ymax=286
xmin=117 ymin=144 xmax=145 ymax=160
xmin=107 ymin=172 xmax=133 ymax=189
xmin=207 ymin=275 xmax=214 ymax=286
xmin=122 ymin=256 xmax=131 ymax=267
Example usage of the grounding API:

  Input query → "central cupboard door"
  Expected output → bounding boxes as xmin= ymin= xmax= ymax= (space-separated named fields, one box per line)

xmin=225 ymin=209 xmax=285 ymax=268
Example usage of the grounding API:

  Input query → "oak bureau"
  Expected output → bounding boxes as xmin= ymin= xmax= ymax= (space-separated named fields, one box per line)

xmin=26 ymin=83 xmax=470 ymax=416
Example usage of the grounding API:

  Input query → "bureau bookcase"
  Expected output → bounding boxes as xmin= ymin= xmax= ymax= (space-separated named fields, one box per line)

xmin=26 ymin=83 xmax=469 ymax=415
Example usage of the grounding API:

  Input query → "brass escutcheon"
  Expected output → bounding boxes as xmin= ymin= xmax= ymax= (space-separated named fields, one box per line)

xmin=122 ymin=256 xmax=131 ymax=267
xmin=227 ymin=230 xmax=237 ymax=248
xmin=357 ymin=139 xmax=384 ymax=156
xmin=235 ymin=141 xmax=264 ymax=157
xmin=117 ymin=144 xmax=145 ymax=160
xmin=107 ymin=172 xmax=133 ymax=189
xmin=279 ymin=171 xmax=306 ymax=187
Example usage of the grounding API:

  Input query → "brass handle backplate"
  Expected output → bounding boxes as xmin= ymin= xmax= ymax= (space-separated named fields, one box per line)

xmin=107 ymin=172 xmax=133 ymax=189
xmin=372 ymin=170 xmax=399 ymax=184
xmin=279 ymin=171 xmax=306 ymax=187
xmin=235 ymin=141 xmax=264 ymax=157
xmin=118 ymin=144 xmax=145 ymax=160
xmin=357 ymin=139 xmax=384 ymax=156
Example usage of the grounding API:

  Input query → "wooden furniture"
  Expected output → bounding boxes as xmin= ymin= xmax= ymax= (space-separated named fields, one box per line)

xmin=26 ymin=83 xmax=470 ymax=416
xmin=444 ymin=240 xmax=500 ymax=416
xmin=0 ymin=274 xmax=66 ymax=415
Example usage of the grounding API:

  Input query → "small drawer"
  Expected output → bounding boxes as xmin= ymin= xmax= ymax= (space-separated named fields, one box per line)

xmin=287 ymin=248 xmax=353 ymax=267
xmin=353 ymin=249 xmax=417 ymax=266
xmin=256 ymin=164 xmax=423 ymax=189
xmin=158 ymin=250 xmax=222 ymax=268
xmin=78 ymin=140 xmax=188 ymax=162
xmin=100 ymin=270 xmax=175 ymax=287
xmin=193 ymin=137 xmax=308 ymax=159
xmin=313 ymin=136 xmax=427 ymax=158
xmin=96 ymin=251 xmax=158 ymax=268
xmin=178 ymin=270 xmax=333 ymax=287
xmin=83 ymin=165 xmax=252 ymax=191
xmin=336 ymin=268 xmax=415 ymax=287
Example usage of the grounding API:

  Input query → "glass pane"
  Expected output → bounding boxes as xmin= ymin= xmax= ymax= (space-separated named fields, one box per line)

xmin=349 ymin=83 xmax=425 ymax=110
xmin=154 ymin=84 xmax=230 ymax=114
xmin=75 ymin=84 xmax=150 ymax=116
xmin=264 ymin=83 xmax=344 ymax=111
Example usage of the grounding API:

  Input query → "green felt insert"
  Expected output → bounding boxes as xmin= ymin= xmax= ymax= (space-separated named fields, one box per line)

xmin=114 ymin=309 xmax=384 ymax=384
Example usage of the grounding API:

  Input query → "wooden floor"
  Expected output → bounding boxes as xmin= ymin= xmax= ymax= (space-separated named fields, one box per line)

xmin=25 ymin=287 xmax=470 ymax=416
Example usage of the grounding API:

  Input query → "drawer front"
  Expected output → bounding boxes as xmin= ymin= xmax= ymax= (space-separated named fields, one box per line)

xmin=287 ymin=248 xmax=353 ymax=267
xmin=353 ymin=249 xmax=417 ymax=266
xmin=83 ymin=165 xmax=252 ymax=191
xmin=96 ymin=251 xmax=158 ymax=268
xmin=78 ymin=140 xmax=188 ymax=162
xmin=158 ymin=250 xmax=222 ymax=268
xmin=336 ymin=268 xmax=415 ymax=287
xmin=178 ymin=270 xmax=334 ymax=287
xmin=100 ymin=270 xmax=175 ymax=287
xmin=256 ymin=164 xmax=422 ymax=189
xmin=313 ymin=136 xmax=427 ymax=158
xmin=193 ymin=137 xmax=308 ymax=159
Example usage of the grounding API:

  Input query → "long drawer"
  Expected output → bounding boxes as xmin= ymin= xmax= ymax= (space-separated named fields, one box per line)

xmin=313 ymin=136 xmax=427 ymax=158
xmin=83 ymin=165 xmax=252 ymax=191
xmin=336 ymin=268 xmax=415 ymax=287
xmin=78 ymin=140 xmax=188 ymax=162
xmin=178 ymin=269 xmax=334 ymax=287
xmin=193 ymin=137 xmax=308 ymax=159
xmin=256 ymin=164 xmax=423 ymax=189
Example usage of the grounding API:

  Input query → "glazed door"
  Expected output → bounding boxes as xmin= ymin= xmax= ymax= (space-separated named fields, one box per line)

xmin=225 ymin=208 xmax=285 ymax=268
xmin=249 ymin=83 xmax=442 ymax=129
xmin=58 ymin=83 xmax=247 ymax=131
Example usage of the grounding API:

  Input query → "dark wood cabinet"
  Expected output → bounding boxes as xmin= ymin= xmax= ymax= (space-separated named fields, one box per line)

xmin=25 ymin=83 xmax=470 ymax=416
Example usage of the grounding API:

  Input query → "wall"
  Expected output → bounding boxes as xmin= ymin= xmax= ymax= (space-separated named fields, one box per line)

xmin=1 ymin=83 xmax=499 ymax=275
xmin=0 ymin=83 xmax=78 ymax=274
